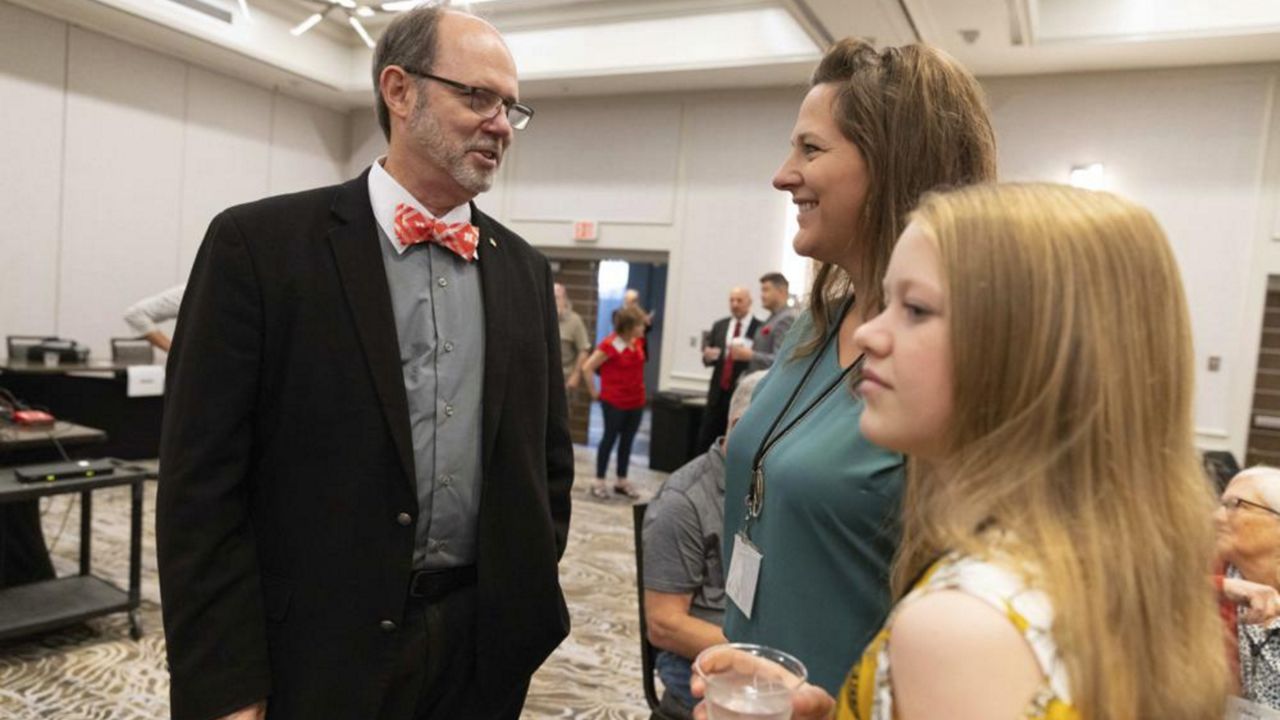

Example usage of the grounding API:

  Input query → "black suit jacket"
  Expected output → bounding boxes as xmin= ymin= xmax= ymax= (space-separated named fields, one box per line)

xmin=702 ymin=315 xmax=762 ymax=402
xmin=156 ymin=171 xmax=573 ymax=720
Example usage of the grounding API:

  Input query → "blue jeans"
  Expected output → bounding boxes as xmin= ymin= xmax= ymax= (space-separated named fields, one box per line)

xmin=596 ymin=400 xmax=643 ymax=479
xmin=655 ymin=649 xmax=695 ymax=712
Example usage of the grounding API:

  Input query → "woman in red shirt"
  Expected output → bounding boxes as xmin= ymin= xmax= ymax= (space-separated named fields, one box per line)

xmin=583 ymin=306 xmax=648 ymax=499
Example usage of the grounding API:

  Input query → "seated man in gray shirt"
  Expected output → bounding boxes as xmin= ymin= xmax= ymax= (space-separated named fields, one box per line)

xmin=641 ymin=370 xmax=767 ymax=717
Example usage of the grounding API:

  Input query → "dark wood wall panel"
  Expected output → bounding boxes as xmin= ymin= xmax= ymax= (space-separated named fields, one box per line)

xmin=552 ymin=259 xmax=598 ymax=445
xmin=1246 ymin=286 xmax=1280 ymax=467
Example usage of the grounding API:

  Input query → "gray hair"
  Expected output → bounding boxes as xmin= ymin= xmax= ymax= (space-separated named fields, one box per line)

xmin=729 ymin=371 xmax=768 ymax=427
xmin=371 ymin=5 xmax=447 ymax=141
xmin=1233 ymin=466 xmax=1280 ymax=511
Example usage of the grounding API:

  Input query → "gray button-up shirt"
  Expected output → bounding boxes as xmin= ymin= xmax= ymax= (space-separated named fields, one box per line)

xmin=369 ymin=162 xmax=484 ymax=570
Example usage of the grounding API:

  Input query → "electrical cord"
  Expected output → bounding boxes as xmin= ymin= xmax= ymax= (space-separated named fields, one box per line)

xmin=0 ymin=387 xmax=78 ymax=550
xmin=42 ymin=493 xmax=77 ymax=556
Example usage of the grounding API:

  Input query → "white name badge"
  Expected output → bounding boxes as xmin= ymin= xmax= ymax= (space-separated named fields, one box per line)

xmin=726 ymin=532 xmax=762 ymax=619
xmin=1228 ymin=696 xmax=1280 ymax=719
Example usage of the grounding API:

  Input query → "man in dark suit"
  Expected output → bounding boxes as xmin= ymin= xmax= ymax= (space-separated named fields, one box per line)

xmin=156 ymin=8 xmax=571 ymax=720
xmin=732 ymin=272 xmax=798 ymax=373
xmin=696 ymin=287 xmax=760 ymax=451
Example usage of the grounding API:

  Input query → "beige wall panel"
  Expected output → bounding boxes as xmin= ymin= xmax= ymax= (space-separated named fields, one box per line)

xmin=506 ymin=98 xmax=682 ymax=224
xmin=268 ymin=93 xmax=348 ymax=195
xmin=57 ymin=28 xmax=186 ymax=356
xmin=986 ymin=68 xmax=1274 ymax=437
xmin=668 ymin=90 xmax=800 ymax=389
xmin=0 ymin=3 xmax=65 ymax=344
xmin=177 ymin=67 xmax=272 ymax=282
xmin=346 ymin=108 xmax=384 ymax=178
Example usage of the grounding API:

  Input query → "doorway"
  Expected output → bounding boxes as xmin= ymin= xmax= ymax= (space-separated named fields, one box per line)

xmin=549 ymin=251 xmax=668 ymax=454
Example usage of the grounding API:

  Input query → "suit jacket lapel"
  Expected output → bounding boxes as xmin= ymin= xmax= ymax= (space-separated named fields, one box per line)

xmin=472 ymin=208 xmax=510 ymax=475
xmin=328 ymin=171 xmax=415 ymax=487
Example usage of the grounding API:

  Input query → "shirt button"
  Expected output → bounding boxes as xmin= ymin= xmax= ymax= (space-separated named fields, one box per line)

xmin=438 ymin=277 xmax=448 ymax=287
xmin=396 ymin=512 xmax=412 ymax=526
xmin=379 ymin=620 xmax=397 ymax=633
xmin=440 ymin=475 xmax=452 ymax=488
xmin=444 ymin=405 xmax=454 ymax=417
xmin=443 ymin=341 xmax=454 ymax=353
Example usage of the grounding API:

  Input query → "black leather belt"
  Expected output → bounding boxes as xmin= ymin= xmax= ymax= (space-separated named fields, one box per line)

xmin=407 ymin=565 xmax=477 ymax=603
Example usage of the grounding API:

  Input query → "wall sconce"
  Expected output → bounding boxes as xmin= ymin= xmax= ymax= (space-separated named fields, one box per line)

xmin=1068 ymin=163 xmax=1107 ymax=190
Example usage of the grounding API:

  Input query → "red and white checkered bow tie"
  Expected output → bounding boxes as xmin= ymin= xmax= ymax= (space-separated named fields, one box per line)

xmin=394 ymin=203 xmax=479 ymax=262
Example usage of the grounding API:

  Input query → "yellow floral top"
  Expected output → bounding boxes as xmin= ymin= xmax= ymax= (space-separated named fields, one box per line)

xmin=834 ymin=552 xmax=1079 ymax=720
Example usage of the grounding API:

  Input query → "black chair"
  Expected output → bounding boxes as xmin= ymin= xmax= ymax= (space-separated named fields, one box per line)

xmin=633 ymin=502 xmax=684 ymax=720
xmin=110 ymin=337 xmax=156 ymax=366
xmin=5 ymin=335 xmax=44 ymax=362
xmin=1202 ymin=450 xmax=1241 ymax=495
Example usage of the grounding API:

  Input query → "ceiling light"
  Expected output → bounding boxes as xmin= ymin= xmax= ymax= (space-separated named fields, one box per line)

xmin=356 ymin=6 xmax=375 ymax=17
xmin=349 ymin=16 xmax=376 ymax=48
xmin=237 ymin=0 xmax=252 ymax=21
xmin=291 ymin=12 xmax=325 ymax=36
xmin=1069 ymin=163 xmax=1107 ymax=190
xmin=381 ymin=0 xmax=498 ymax=8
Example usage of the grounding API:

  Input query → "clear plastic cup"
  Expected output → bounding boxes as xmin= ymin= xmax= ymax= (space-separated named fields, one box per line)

xmin=694 ymin=643 xmax=808 ymax=720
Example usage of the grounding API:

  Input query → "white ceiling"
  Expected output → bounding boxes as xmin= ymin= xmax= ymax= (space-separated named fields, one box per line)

xmin=7 ymin=0 xmax=1280 ymax=110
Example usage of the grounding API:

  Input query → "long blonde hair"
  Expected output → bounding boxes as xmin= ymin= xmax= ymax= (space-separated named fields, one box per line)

xmin=896 ymin=183 xmax=1227 ymax=719
xmin=797 ymin=39 xmax=997 ymax=356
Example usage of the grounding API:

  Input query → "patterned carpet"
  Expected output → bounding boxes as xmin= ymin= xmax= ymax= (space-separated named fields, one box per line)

xmin=0 ymin=447 xmax=669 ymax=719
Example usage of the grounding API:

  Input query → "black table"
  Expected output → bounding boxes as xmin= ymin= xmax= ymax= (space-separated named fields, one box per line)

xmin=0 ymin=422 xmax=109 ymax=588
xmin=649 ymin=390 xmax=707 ymax=472
xmin=0 ymin=421 xmax=108 ymax=456
xmin=1 ymin=362 xmax=163 ymax=459
xmin=0 ymin=462 xmax=148 ymax=641
xmin=2 ymin=360 xmax=136 ymax=375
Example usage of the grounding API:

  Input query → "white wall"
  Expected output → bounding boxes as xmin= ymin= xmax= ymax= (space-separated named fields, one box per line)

xmin=6 ymin=0 xmax=1279 ymax=457
xmin=346 ymin=67 xmax=1280 ymax=455
xmin=983 ymin=66 xmax=1280 ymax=455
xmin=0 ymin=4 xmax=65 ymax=343
xmin=441 ymin=88 xmax=804 ymax=394
xmin=0 ymin=1 xmax=348 ymax=357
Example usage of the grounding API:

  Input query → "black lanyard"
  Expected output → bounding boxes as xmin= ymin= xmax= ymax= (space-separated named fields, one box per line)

xmin=744 ymin=296 xmax=863 ymax=534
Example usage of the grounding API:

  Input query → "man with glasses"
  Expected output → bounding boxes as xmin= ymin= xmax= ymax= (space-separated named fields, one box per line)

xmin=157 ymin=7 xmax=571 ymax=720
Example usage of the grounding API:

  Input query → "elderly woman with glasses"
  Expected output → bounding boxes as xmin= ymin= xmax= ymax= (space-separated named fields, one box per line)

xmin=1217 ymin=466 xmax=1280 ymax=708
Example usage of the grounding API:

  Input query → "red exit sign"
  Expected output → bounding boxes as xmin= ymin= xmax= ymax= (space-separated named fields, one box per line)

xmin=573 ymin=220 xmax=598 ymax=242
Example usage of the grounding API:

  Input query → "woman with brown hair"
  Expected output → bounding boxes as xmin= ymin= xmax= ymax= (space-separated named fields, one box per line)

xmin=816 ymin=183 xmax=1227 ymax=719
xmin=583 ymin=305 xmax=649 ymax=499
xmin=720 ymin=38 xmax=997 ymax=693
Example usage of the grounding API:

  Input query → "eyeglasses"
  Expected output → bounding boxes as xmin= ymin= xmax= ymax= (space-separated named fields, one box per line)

xmin=400 ymin=66 xmax=534 ymax=130
xmin=1221 ymin=495 xmax=1280 ymax=518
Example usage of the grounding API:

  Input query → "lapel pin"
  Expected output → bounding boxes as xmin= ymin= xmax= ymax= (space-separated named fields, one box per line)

xmin=488 ymin=237 xmax=497 ymax=247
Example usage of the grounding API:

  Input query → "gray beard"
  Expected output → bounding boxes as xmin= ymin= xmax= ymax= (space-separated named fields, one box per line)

xmin=413 ymin=102 xmax=496 ymax=196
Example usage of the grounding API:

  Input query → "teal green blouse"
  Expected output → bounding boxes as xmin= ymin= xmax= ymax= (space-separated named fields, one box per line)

xmin=722 ymin=309 xmax=904 ymax=695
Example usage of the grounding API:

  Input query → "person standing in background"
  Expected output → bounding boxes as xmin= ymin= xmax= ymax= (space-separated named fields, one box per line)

xmin=696 ymin=287 xmax=759 ymax=450
xmin=122 ymin=284 xmax=185 ymax=352
xmin=583 ymin=306 xmax=648 ymax=499
xmin=612 ymin=288 xmax=656 ymax=355
xmin=731 ymin=272 xmax=797 ymax=373
xmin=555 ymin=282 xmax=591 ymax=394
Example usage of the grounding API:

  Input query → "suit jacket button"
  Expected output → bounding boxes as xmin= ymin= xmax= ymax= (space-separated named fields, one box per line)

xmin=397 ymin=512 xmax=413 ymax=526
xmin=380 ymin=619 xmax=397 ymax=633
